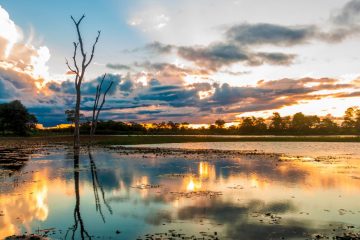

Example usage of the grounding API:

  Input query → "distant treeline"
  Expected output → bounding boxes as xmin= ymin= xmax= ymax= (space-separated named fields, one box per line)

xmin=0 ymin=100 xmax=38 ymax=136
xmin=2 ymin=100 xmax=360 ymax=136
xmin=48 ymin=107 xmax=360 ymax=135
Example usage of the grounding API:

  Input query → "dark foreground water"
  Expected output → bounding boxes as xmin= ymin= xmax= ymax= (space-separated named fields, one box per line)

xmin=1 ymin=142 xmax=360 ymax=239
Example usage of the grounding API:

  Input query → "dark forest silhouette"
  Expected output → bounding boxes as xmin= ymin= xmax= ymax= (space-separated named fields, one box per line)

xmin=2 ymin=100 xmax=360 ymax=136
xmin=0 ymin=100 xmax=37 ymax=136
xmin=55 ymin=107 xmax=360 ymax=135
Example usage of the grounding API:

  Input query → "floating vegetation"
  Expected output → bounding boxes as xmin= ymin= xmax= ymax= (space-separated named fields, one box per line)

xmin=5 ymin=234 xmax=48 ymax=240
xmin=109 ymin=146 xmax=277 ymax=158
xmin=335 ymin=233 xmax=360 ymax=240
xmin=278 ymin=155 xmax=315 ymax=162
xmin=131 ymin=184 xmax=161 ymax=189
xmin=170 ymin=190 xmax=222 ymax=199
xmin=137 ymin=229 xmax=221 ymax=240
xmin=0 ymin=147 xmax=32 ymax=171
xmin=158 ymin=173 xmax=196 ymax=178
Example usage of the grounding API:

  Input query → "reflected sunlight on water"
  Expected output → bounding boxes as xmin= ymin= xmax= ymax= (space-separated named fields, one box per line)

xmin=1 ymin=142 xmax=360 ymax=239
xmin=0 ymin=170 xmax=49 ymax=238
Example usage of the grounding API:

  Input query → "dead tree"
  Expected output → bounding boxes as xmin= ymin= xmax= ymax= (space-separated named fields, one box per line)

xmin=66 ymin=15 xmax=101 ymax=153
xmin=90 ymin=74 xmax=113 ymax=142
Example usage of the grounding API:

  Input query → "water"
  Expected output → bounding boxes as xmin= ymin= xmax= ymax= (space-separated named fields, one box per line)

xmin=133 ymin=141 xmax=360 ymax=157
xmin=1 ymin=142 xmax=360 ymax=239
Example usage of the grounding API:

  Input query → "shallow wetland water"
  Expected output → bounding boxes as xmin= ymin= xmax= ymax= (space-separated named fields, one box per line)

xmin=1 ymin=142 xmax=360 ymax=239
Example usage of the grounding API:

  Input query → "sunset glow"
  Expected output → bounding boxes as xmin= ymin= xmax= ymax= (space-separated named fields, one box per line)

xmin=1 ymin=1 xmax=360 ymax=126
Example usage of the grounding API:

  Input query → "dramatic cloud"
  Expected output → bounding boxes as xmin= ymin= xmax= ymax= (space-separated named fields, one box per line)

xmin=178 ymin=44 xmax=248 ymax=71
xmin=206 ymin=77 xmax=353 ymax=114
xmin=226 ymin=23 xmax=316 ymax=46
xmin=39 ymin=64 xmax=360 ymax=125
xmin=0 ymin=5 xmax=20 ymax=57
xmin=0 ymin=6 xmax=51 ymax=103
xmin=47 ymin=74 xmax=123 ymax=96
xmin=226 ymin=1 xmax=360 ymax=48
xmin=3 ymin=1 xmax=360 ymax=125
xmin=177 ymin=44 xmax=295 ymax=71
xmin=332 ymin=0 xmax=360 ymax=26
xmin=0 ymin=77 xmax=17 ymax=99
xmin=124 ymin=0 xmax=360 ymax=73
xmin=106 ymin=61 xmax=211 ymax=85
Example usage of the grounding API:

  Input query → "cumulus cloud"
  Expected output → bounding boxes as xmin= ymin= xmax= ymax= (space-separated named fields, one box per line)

xmin=0 ymin=5 xmax=21 ymax=57
xmin=0 ymin=6 xmax=51 ymax=102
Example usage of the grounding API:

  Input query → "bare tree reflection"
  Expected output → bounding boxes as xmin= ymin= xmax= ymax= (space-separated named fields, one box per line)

xmin=64 ymin=148 xmax=112 ymax=239
xmin=89 ymin=147 xmax=113 ymax=222
xmin=65 ymin=152 xmax=91 ymax=240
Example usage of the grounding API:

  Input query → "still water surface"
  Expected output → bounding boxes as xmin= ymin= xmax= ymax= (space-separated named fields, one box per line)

xmin=1 ymin=142 xmax=360 ymax=239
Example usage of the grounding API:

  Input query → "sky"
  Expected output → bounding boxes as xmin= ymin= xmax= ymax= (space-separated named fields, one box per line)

xmin=1 ymin=0 xmax=360 ymax=126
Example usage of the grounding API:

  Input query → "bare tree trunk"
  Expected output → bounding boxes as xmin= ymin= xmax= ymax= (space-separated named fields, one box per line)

xmin=74 ymin=87 xmax=81 ymax=150
xmin=66 ymin=15 xmax=100 ymax=154
xmin=89 ymin=74 xmax=113 ymax=144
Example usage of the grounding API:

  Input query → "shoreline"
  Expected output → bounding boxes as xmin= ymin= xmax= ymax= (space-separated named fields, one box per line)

xmin=2 ymin=135 xmax=360 ymax=147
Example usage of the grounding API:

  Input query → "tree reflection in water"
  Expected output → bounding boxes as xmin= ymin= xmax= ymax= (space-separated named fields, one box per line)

xmin=65 ymin=153 xmax=91 ymax=239
xmin=65 ymin=148 xmax=112 ymax=239
xmin=89 ymin=147 xmax=113 ymax=222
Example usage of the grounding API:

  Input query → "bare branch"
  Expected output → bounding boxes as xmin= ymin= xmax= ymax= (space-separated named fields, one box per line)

xmin=90 ymin=75 xmax=113 ymax=138
xmin=71 ymin=15 xmax=86 ymax=59
xmin=85 ymin=30 xmax=101 ymax=68
xmin=96 ymin=81 xmax=113 ymax=121
xmin=71 ymin=14 xmax=85 ymax=26
xmin=90 ymin=74 xmax=107 ymax=137
xmin=65 ymin=58 xmax=76 ymax=73
xmin=95 ymin=74 xmax=106 ymax=110
xmin=103 ymin=81 xmax=113 ymax=97
xmin=72 ymin=42 xmax=80 ymax=73
xmin=92 ymin=85 xmax=100 ymax=124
